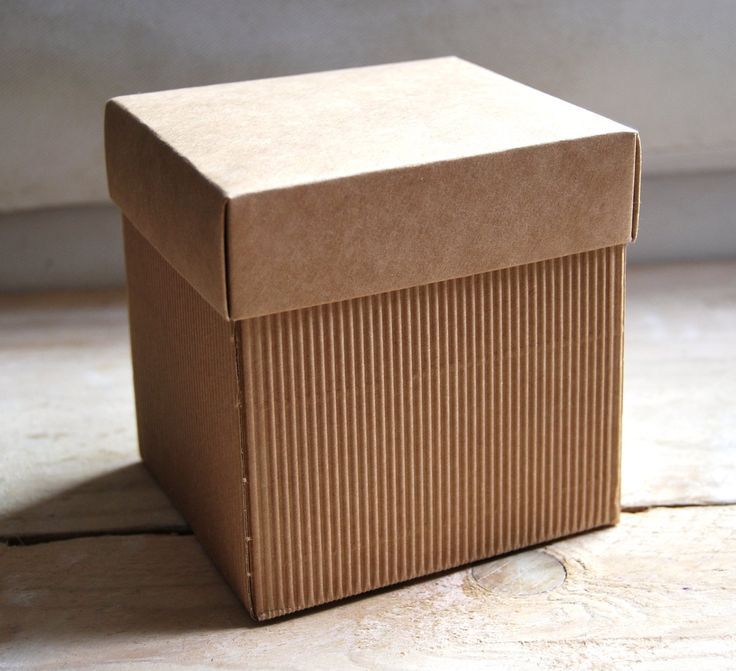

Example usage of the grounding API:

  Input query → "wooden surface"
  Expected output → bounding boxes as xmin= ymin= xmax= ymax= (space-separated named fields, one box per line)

xmin=3 ymin=507 xmax=734 ymax=670
xmin=622 ymin=261 xmax=736 ymax=507
xmin=1 ymin=260 xmax=735 ymax=669
xmin=0 ymin=292 xmax=184 ymax=537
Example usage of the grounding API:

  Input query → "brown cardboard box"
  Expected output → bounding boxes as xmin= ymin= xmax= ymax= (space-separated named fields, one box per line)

xmin=105 ymin=57 xmax=640 ymax=621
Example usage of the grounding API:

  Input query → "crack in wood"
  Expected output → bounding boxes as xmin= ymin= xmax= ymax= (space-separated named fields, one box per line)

xmin=1 ymin=525 xmax=192 ymax=547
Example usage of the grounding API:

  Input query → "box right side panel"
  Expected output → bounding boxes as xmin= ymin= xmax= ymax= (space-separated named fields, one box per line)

xmin=242 ymin=245 xmax=626 ymax=619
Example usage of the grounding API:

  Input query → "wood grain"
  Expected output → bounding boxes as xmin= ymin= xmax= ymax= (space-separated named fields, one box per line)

xmin=2 ymin=506 xmax=734 ymax=670
xmin=622 ymin=260 xmax=736 ymax=507
xmin=0 ymin=292 xmax=184 ymax=537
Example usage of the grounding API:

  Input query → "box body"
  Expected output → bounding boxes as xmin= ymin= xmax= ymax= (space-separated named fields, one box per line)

xmin=125 ymin=221 xmax=626 ymax=620
xmin=108 ymin=57 xmax=640 ymax=620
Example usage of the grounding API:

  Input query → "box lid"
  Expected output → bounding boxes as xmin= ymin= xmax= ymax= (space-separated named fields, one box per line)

xmin=105 ymin=56 xmax=640 ymax=320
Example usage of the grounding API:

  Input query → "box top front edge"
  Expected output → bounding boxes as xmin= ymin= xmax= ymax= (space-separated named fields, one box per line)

xmin=105 ymin=57 xmax=640 ymax=321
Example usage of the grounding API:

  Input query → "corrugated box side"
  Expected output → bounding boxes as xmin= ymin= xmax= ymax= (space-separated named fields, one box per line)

xmin=124 ymin=221 xmax=254 ymax=617
xmin=240 ymin=244 xmax=626 ymax=618
xmin=125 ymin=215 xmax=626 ymax=619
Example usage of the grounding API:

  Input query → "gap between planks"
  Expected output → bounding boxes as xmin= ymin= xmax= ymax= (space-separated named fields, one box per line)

xmin=2 ymin=501 xmax=732 ymax=547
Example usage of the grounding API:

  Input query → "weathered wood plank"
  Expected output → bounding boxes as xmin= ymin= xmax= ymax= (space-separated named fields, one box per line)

xmin=0 ymin=292 xmax=184 ymax=537
xmin=2 ymin=506 xmax=734 ymax=669
xmin=622 ymin=261 xmax=736 ymax=507
xmin=1 ymin=260 xmax=734 ymax=537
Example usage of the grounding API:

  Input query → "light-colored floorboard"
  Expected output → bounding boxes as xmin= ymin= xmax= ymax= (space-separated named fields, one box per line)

xmin=0 ymin=292 xmax=184 ymax=537
xmin=622 ymin=261 xmax=736 ymax=507
xmin=1 ymin=506 xmax=734 ymax=670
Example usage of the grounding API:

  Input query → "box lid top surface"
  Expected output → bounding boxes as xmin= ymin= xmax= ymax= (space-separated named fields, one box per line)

xmin=111 ymin=57 xmax=629 ymax=197
xmin=106 ymin=57 xmax=640 ymax=320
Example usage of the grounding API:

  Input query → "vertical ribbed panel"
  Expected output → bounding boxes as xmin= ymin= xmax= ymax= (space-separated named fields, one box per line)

xmin=124 ymin=220 xmax=252 ymax=614
xmin=241 ymin=245 xmax=626 ymax=619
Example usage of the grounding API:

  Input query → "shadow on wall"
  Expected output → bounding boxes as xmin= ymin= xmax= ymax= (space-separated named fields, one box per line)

xmin=0 ymin=205 xmax=125 ymax=291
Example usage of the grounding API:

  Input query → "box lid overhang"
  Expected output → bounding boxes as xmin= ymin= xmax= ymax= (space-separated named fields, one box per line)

xmin=105 ymin=56 xmax=640 ymax=321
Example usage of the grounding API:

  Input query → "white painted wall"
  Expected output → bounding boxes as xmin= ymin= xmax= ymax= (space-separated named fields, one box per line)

xmin=1 ymin=1 xmax=735 ymax=289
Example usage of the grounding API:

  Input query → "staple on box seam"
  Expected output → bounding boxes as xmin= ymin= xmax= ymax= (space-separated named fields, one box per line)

xmin=231 ymin=319 xmax=256 ymax=618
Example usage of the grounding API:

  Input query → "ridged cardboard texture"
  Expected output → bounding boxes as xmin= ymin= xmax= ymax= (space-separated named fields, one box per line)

xmin=125 ymin=221 xmax=626 ymax=620
xmin=124 ymin=221 xmax=252 ymax=613
xmin=240 ymin=243 xmax=626 ymax=618
xmin=111 ymin=57 xmax=640 ymax=620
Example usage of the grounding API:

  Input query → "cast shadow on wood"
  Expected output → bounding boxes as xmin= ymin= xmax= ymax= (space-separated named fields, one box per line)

xmin=0 ymin=463 xmax=188 ymax=543
xmin=1 ymin=463 xmax=258 ymax=639
xmin=1 ymin=463 xmax=588 ymax=642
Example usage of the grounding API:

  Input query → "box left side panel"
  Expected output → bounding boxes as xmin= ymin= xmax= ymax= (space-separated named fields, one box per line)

xmin=123 ymin=218 xmax=252 ymax=614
